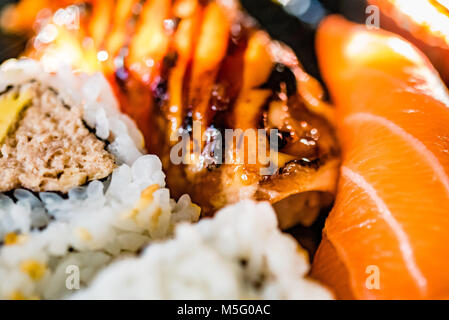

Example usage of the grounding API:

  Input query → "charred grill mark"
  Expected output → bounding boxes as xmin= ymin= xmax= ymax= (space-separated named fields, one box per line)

xmin=260 ymin=90 xmax=338 ymax=165
xmin=260 ymin=157 xmax=323 ymax=182
xmin=181 ymin=61 xmax=193 ymax=118
xmin=276 ymin=130 xmax=291 ymax=150
xmin=285 ymin=158 xmax=323 ymax=171
xmin=182 ymin=110 xmax=194 ymax=133
xmin=218 ymin=31 xmax=248 ymax=105
xmin=198 ymin=0 xmax=212 ymax=6
xmin=273 ymin=146 xmax=339 ymax=179
xmin=163 ymin=49 xmax=179 ymax=70
xmin=112 ymin=0 xmax=145 ymax=94
xmin=115 ymin=66 xmax=130 ymax=92
xmin=206 ymin=28 xmax=248 ymax=131
xmin=83 ymin=1 xmax=93 ymax=15
xmin=132 ymin=0 xmax=146 ymax=21
xmin=153 ymin=51 xmax=178 ymax=109
xmin=210 ymin=84 xmax=231 ymax=113
xmin=182 ymin=29 xmax=250 ymax=171
xmin=152 ymin=77 xmax=169 ymax=109
xmin=261 ymin=63 xmax=297 ymax=96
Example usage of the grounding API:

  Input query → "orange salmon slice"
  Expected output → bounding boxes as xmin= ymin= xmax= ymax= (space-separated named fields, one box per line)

xmin=311 ymin=15 xmax=449 ymax=299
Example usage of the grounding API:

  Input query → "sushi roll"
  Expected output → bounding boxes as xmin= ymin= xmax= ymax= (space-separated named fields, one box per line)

xmin=0 ymin=59 xmax=200 ymax=299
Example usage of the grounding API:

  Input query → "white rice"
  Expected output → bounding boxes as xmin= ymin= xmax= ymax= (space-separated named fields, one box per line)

xmin=0 ymin=59 xmax=200 ymax=299
xmin=74 ymin=201 xmax=332 ymax=300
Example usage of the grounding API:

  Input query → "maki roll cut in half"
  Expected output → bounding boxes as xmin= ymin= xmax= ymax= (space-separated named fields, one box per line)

xmin=0 ymin=72 xmax=117 ymax=193
xmin=0 ymin=59 xmax=200 ymax=299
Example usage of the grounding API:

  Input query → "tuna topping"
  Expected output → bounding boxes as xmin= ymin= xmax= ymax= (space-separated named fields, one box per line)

xmin=0 ymin=82 xmax=117 ymax=193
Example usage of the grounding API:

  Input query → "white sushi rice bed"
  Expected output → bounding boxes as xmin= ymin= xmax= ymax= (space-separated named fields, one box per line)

xmin=75 ymin=201 xmax=332 ymax=300
xmin=0 ymin=59 xmax=200 ymax=299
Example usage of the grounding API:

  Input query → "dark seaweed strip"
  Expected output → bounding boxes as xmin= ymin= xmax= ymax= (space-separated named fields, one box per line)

xmin=0 ymin=85 xmax=13 ymax=96
xmin=46 ymin=85 xmax=114 ymax=152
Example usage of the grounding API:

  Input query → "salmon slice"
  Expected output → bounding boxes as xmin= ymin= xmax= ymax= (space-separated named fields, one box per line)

xmin=368 ymin=0 xmax=449 ymax=85
xmin=311 ymin=15 xmax=449 ymax=299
